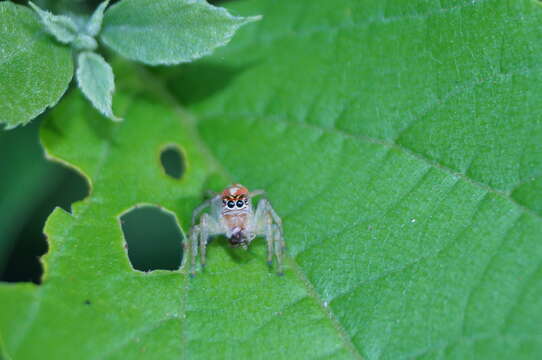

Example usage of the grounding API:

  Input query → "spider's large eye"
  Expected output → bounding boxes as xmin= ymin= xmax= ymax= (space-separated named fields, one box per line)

xmin=236 ymin=200 xmax=244 ymax=208
xmin=227 ymin=200 xmax=235 ymax=208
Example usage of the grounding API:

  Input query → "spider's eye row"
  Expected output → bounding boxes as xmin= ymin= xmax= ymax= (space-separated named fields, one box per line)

xmin=227 ymin=200 xmax=235 ymax=208
xmin=236 ymin=200 xmax=244 ymax=208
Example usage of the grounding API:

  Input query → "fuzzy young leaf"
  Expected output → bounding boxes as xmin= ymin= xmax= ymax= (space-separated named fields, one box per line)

xmin=28 ymin=1 xmax=78 ymax=44
xmin=76 ymin=52 xmax=121 ymax=122
xmin=0 ymin=2 xmax=73 ymax=129
xmin=72 ymin=34 xmax=98 ymax=52
xmin=100 ymin=0 xmax=261 ymax=65
xmin=86 ymin=0 xmax=109 ymax=37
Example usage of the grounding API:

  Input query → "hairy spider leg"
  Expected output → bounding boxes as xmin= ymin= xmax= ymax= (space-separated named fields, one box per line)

xmin=200 ymin=213 xmax=223 ymax=267
xmin=190 ymin=213 xmax=223 ymax=275
xmin=248 ymin=189 xmax=265 ymax=198
xmin=252 ymin=198 xmax=284 ymax=272
xmin=189 ymin=225 xmax=200 ymax=276
xmin=252 ymin=198 xmax=272 ymax=263
xmin=273 ymin=223 xmax=284 ymax=275
xmin=181 ymin=236 xmax=189 ymax=269
xmin=191 ymin=196 xmax=217 ymax=225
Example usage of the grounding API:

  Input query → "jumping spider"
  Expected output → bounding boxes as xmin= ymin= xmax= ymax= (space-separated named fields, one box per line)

xmin=189 ymin=184 xmax=285 ymax=276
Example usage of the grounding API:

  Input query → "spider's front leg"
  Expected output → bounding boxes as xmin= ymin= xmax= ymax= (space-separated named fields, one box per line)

xmin=253 ymin=198 xmax=285 ymax=275
xmin=191 ymin=195 xmax=219 ymax=225
xmin=189 ymin=213 xmax=223 ymax=276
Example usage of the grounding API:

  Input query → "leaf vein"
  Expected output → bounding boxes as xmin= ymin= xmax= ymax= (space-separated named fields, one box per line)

xmin=199 ymin=111 xmax=542 ymax=223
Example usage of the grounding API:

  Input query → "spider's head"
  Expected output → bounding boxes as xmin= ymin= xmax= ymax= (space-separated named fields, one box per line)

xmin=221 ymin=184 xmax=249 ymax=212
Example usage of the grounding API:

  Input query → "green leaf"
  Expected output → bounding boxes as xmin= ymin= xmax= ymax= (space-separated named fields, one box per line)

xmin=28 ymin=1 xmax=78 ymax=44
xmin=72 ymin=34 xmax=98 ymax=52
xmin=0 ymin=2 xmax=73 ymax=129
xmin=2 ymin=0 xmax=542 ymax=359
xmin=0 ymin=335 xmax=11 ymax=360
xmin=76 ymin=52 xmax=121 ymax=122
xmin=168 ymin=0 xmax=542 ymax=358
xmin=100 ymin=0 xmax=261 ymax=65
xmin=86 ymin=0 xmax=109 ymax=37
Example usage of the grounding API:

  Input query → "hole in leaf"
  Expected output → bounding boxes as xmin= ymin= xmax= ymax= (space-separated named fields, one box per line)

xmin=0 ymin=121 xmax=89 ymax=284
xmin=160 ymin=145 xmax=184 ymax=179
xmin=1 ymin=169 xmax=88 ymax=284
xmin=120 ymin=206 xmax=183 ymax=271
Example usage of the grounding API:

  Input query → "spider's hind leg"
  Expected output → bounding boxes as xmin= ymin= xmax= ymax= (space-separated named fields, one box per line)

xmin=253 ymin=198 xmax=285 ymax=274
xmin=272 ymin=223 xmax=284 ymax=275
xmin=265 ymin=221 xmax=273 ymax=266
xmin=190 ymin=213 xmax=223 ymax=275
xmin=199 ymin=213 xmax=214 ymax=268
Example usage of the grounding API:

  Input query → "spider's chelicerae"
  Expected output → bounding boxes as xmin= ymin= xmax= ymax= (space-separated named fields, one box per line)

xmin=189 ymin=184 xmax=285 ymax=276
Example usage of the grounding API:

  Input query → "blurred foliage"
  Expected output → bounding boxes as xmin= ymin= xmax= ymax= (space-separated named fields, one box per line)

xmin=10 ymin=0 xmax=118 ymax=15
xmin=0 ymin=119 xmax=87 ymax=282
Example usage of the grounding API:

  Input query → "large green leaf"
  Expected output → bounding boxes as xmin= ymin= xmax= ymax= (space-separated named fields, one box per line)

xmin=164 ymin=0 xmax=542 ymax=357
xmin=1 ymin=0 xmax=542 ymax=359
xmin=0 ymin=2 xmax=73 ymax=129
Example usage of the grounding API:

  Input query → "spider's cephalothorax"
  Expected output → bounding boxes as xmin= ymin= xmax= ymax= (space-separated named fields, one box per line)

xmin=189 ymin=184 xmax=285 ymax=275
xmin=221 ymin=185 xmax=251 ymax=246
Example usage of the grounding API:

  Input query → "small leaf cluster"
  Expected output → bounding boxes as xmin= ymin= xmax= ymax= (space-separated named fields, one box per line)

xmin=0 ymin=0 xmax=260 ymax=127
xmin=30 ymin=1 xmax=120 ymax=121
